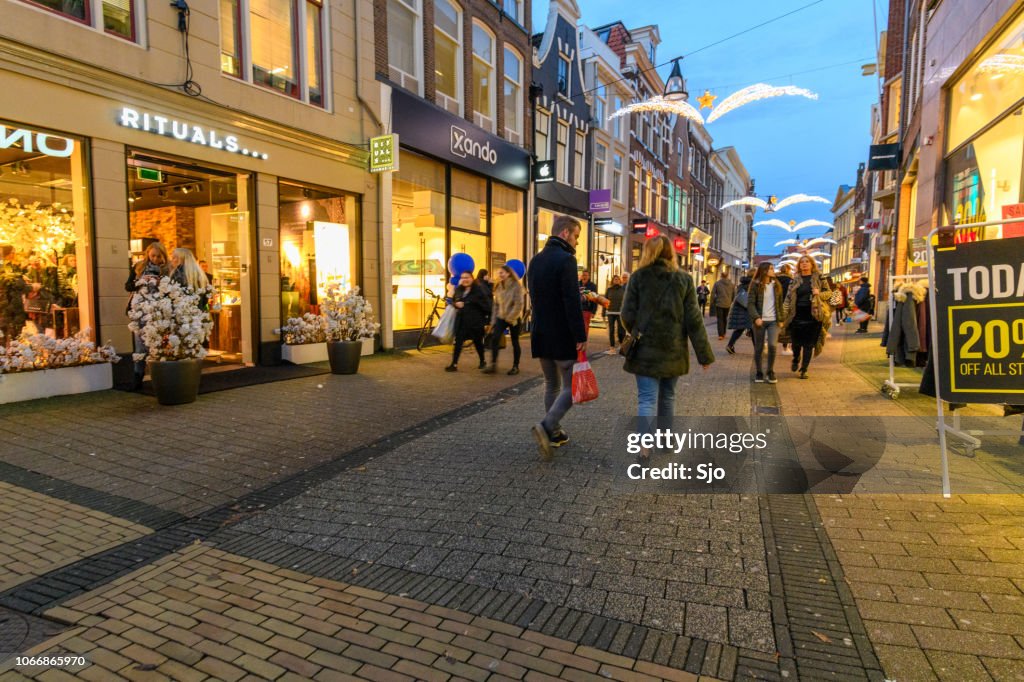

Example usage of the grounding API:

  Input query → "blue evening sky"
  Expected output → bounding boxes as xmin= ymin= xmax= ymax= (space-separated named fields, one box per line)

xmin=534 ymin=0 xmax=888 ymax=256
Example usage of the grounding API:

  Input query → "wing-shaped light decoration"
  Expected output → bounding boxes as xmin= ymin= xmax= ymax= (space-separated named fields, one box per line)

xmin=803 ymin=237 xmax=838 ymax=247
xmin=607 ymin=96 xmax=706 ymax=125
xmin=793 ymin=219 xmax=834 ymax=232
xmin=720 ymin=197 xmax=768 ymax=211
xmin=774 ymin=238 xmax=799 ymax=247
xmin=705 ymin=84 xmax=819 ymax=124
xmin=804 ymin=250 xmax=830 ymax=258
xmin=770 ymin=194 xmax=832 ymax=212
xmin=753 ymin=219 xmax=792 ymax=231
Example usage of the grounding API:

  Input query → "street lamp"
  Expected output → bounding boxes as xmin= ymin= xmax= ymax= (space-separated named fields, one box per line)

xmin=664 ymin=58 xmax=688 ymax=102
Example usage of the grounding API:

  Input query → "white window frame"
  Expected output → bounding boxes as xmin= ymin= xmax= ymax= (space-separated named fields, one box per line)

xmin=612 ymin=153 xmax=623 ymax=203
xmin=223 ymin=0 xmax=332 ymax=108
xmin=557 ymin=54 xmax=571 ymax=97
xmin=556 ymin=121 xmax=569 ymax=183
xmin=502 ymin=46 xmax=523 ymax=144
xmin=433 ymin=0 xmax=463 ymax=115
xmin=594 ymin=142 xmax=607 ymax=189
xmin=385 ymin=0 xmax=423 ymax=96
xmin=612 ymin=95 xmax=624 ymax=140
xmin=574 ymin=129 xmax=586 ymax=189
xmin=535 ymin=109 xmax=551 ymax=160
xmin=472 ymin=20 xmax=497 ymax=132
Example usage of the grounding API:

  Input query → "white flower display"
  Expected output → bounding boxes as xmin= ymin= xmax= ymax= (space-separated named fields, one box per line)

xmin=320 ymin=285 xmax=380 ymax=342
xmin=0 ymin=198 xmax=76 ymax=255
xmin=0 ymin=329 xmax=119 ymax=374
xmin=275 ymin=313 xmax=328 ymax=345
xmin=128 ymin=276 xmax=213 ymax=362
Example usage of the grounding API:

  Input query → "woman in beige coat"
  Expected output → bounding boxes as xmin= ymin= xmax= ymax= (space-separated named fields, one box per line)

xmin=483 ymin=264 xmax=525 ymax=375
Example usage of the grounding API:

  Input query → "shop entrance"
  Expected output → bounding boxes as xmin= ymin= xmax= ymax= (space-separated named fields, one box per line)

xmin=593 ymin=230 xmax=622 ymax=291
xmin=127 ymin=153 xmax=253 ymax=367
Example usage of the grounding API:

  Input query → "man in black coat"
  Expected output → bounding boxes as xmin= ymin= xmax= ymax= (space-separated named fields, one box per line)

xmin=854 ymin=277 xmax=873 ymax=333
xmin=527 ymin=216 xmax=587 ymax=460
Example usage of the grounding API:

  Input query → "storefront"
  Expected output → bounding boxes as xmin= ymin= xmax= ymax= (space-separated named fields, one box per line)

xmin=943 ymin=10 xmax=1024 ymax=240
xmin=388 ymin=89 xmax=529 ymax=345
xmin=592 ymin=223 xmax=624 ymax=290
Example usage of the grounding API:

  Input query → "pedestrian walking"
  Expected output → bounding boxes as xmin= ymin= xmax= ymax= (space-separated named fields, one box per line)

xmin=527 ymin=216 xmax=587 ymax=459
xmin=482 ymin=264 xmax=525 ymax=375
xmin=603 ymin=275 xmax=626 ymax=352
xmin=125 ymin=241 xmax=169 ymax=390
xmin=725 ymin=274 xmax=753 ymax=354
xmin=621 ymin=235 xmax=713 ymax=461
xmin=833 ymin=282 xmax=848 ymax=324
xmin=579 ymin=270 xmax=598 ymax=335
xmin=780 ymin=255 xmax=832 ymax=379
xmin=777 ymin=264 xmax=794 ymax=355
xmin=476 ymin=269 xmax=493 ymax=298
xmin=697 ymin=280 xmax=710 ymax=316
xmin=854 ymin=277 xmax=873 ymax=333
xmin=445 ymin=271 xmax=491 ymax=372
xmin=709 ymin=276 xmax=735 ymax=339
xmin=748 ymin=263 xmax=783 ymax=384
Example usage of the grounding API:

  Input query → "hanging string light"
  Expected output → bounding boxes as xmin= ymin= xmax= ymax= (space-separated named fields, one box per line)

xmin=720 ymin=193 xmax=831 ymax=213
xmin=609 ymin=83 xmax=818 ymax=125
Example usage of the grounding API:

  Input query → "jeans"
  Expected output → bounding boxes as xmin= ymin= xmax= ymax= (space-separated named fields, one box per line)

xmin=715 ymin=307 xmax=729 ymax=337
xmin=453 ymin=329 xmax=485 ymax=366
xmin=635 ymin=375 xmax=679 ymax=418
xmin=132 ymin=332 xmax=147 ymax=380
xmin=490 ymin=318 xmax=521 ymax=367
xmin=540 ymin=358 xmax=574 ymax=435
xmin=752 ymin=320 xmax=779 ymax=374
xmin=727 ymin=328 xmax=749 ymax=348
xmin=607 ymin=313 xmax=625 ymax=346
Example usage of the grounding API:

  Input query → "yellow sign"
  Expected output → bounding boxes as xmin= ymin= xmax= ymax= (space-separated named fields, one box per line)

xmin=369 ymin=134 xmax=398 ymax=173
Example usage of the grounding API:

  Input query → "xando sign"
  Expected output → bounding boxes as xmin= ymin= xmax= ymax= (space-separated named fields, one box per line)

xmin=392 ymin=89 xmax=529 ymax=189
xmin=450 ymin=126 xmax=497 ymax=165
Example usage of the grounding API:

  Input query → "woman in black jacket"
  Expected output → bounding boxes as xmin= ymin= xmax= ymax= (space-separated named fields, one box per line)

xmin=446 ymin=271 xmax=491 ymax=371
xmin=780 ymin=256 xmax=832 ymax=379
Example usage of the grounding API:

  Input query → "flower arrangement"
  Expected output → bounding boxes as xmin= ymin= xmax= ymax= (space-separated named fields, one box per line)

xmin=128 ymin=276 xmax=213 ymax=362
xmin=0 ymin=198 xmax=76 ymax=256
xmin=275 ymin=313 xmax=328 ymax=345
xmin=0 ymin=329 xmax=119 ymax=374
xmin=321 ymin=285 xmax=380 ymax=342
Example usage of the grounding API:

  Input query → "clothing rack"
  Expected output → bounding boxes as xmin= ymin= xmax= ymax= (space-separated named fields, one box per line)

xmin=925 ymin=218 xmax=1024 ymax=496
xmin=881 ymin=273 xmax=929 ymax=399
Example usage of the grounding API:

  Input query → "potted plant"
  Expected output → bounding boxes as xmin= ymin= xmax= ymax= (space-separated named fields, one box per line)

xmin=0 ymin=329 xmax=119 ymax=404
xmin=321 ymin=285 xmax=380 ymax=375
xmin=275 ymin=313 xmax=329 ymax=364
xmin=128 ymin=276 xmax=213 ymax=405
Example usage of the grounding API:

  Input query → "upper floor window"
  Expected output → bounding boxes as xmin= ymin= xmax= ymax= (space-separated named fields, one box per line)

xmin=594 ymin=143 xmax=607 ymax=188
xmin=501 ymin=0 xmax=522 ymax=24
xmin=612 ymin=95 xmax=623 ymax=139
xmin=503 ymin=47 xmax=523 ymax=144
xmin=574 ymin=130 xmax=585 ymax=189
xmin=557 ymin=56 xmax=570 ymax=96
xmin=221 ymin=0 xmax=327 ymax=107
xmin=20 ymin=0 xmax=137 ymax=41
xmin=434 ymin=0 xmax=462 ymax=115
xmin=472 ymin=22 xmax=496 ymax=132
xmin=556 ymin=121 xmax=569 ymax=183
xmin=593 ymin=77 xmax=606 ymax=128
xmin=535 ymin=110 xmax=551 ymax=160
xmin=386 ymin=0 xmax=422 ymax=94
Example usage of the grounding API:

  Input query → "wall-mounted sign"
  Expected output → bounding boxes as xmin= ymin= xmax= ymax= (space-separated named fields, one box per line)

xmin=908 ymin=237 xmax=928 ymax=268
xmin=390 ymin=89 xmax=529 ymax=188
xmin=631 ymin=219 xmax=649 ymax=235
xmin=1002 ymin=203 xmax=1024 ymax=239
xmin=533 ymin=160 xmax=555 ymax=183
xmin=589 ymin=189 xmax=611 ymax=213
xmin=117 ymin=107 xmax=268 ymax=160
xmin=369 ymin=134 xmax=398 ymax=173
xmin=867 ymin=143 xmax=900 ymax=171
xmin=0 ymin=124 xmax=74 ymax=158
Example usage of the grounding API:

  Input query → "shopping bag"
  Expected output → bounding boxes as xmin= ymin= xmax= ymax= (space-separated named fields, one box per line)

xmin=431 ymin=306 xmax=456 ymax=344
xmin=571 ymin=351 xmax=599 ymax=404
xmin=851 ymin=308 xmax=870 ymax=323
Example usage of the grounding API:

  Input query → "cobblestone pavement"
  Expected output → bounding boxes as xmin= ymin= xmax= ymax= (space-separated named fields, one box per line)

xmin=0 ymin=320 xmax=1022 ymax=680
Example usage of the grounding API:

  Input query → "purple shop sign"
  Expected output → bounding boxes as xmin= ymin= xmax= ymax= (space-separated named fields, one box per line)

xmin=589 ymin=189 xmax=612 ymax=213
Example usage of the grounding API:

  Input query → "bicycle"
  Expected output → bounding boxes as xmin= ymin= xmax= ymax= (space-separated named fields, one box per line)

xmin=416 ymin=288 xmax=446 ymax=351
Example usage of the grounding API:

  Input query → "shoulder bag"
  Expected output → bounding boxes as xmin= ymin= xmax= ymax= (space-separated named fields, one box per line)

xmin=619 ymin=275 xmax=677 ymax=360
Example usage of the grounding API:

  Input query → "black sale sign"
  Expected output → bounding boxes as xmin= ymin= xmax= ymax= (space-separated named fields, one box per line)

xmin=935 ymin=237 xmax=1024 ymax=403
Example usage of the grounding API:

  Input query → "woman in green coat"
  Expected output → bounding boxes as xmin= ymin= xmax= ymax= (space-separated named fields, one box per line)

xmin=621 ymin=236 xmax=714 ymax=455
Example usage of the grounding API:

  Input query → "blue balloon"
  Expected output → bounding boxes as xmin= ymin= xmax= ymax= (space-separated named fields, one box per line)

xmin=449 ymin=275 xmax=460 ymax=286
xmin=505 ymin=259 xmax=526 ymax=279
xmin=448 ymin=253 xmax=475 ymax=276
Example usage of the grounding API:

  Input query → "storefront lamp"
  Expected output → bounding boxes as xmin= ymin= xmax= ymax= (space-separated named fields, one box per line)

xmin=673 ymin=237 xmax=686 ymax=252
xmin=664 ymin=58 xmax=688 ymax=102
xmin=645 ymin=225 xmax=660 ymax=239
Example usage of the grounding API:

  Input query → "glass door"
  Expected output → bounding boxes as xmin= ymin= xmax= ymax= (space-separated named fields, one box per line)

xmin=449 ymin=230 xmax=488 ymax=282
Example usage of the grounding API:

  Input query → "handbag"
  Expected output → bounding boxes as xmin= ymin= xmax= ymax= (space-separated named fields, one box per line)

xmin=828 ymin=289 xmax=843 ymax=308
xmin=619 ymin=277 xmax=676 ymax=360
xmin=571 ymin=350 xmax=599 ymax=404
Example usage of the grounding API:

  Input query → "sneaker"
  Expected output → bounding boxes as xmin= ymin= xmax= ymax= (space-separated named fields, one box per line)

xmin=445 ymin=364 xmax=458 ymax=372
xmin=799 ymin=371 xmax=808 ymax=380
xmin=767 ymin=372 xmax=778 ymax=384
xmin=726 ymin=345 xmax=736 ymax=355
xmin=551 ymin=430 xmax=569 ymax=448
xmin=781 ymin=347 xmax=792 ymax=355
xmin=754 ymin=372 xmax=765 ymax=383
xmin=481 ymin=364 xmax=496 ymax=374
xmin=532 ymin=424 xmax=554 ymax=461
xmin=507 ymin=366 xmax=520 ymax=375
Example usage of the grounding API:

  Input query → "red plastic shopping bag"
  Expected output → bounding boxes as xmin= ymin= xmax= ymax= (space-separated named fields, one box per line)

xmin=571 ymin=351 xmax=599 ymax=404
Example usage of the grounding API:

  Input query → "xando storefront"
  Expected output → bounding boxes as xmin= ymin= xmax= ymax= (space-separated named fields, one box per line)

xmin=386 ymin=89 xmax=530 ymax=346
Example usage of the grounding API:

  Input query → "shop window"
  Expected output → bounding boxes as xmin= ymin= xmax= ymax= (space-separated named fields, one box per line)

xmin=0 ymin=121 xmax=92 ymax=344
xmin=434 ymin=0 xmax=462 ymax=115
xmin=279 ymin=181 xmax=359 ymax=323
xmin=391 ymin=152 xmax=446 ymax=331
xmin=491 ymin=183 xmax=523 ymax=270
xmin=451 ymin=169 xmax=486 ymax=233
xmin=18 ymin=0 xmax=137 ymax=40
xmin=503 ymin=47 xmax=523 ymax=144
xmin=127 ymin=154 xmax=253 ymax=365
xmin=221 ymin=0 xmax=327 ymax=107
xmin=574 ymin=130 xmax=585 ymax=189
xmin=472 ymin=22 xmax=496 ymax=132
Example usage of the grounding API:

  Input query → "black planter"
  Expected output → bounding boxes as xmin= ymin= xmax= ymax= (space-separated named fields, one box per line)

xmin=327 ymin=340 xmax=362 ymax=375
xmin=149 ymin=359 xmax=202 ymax=405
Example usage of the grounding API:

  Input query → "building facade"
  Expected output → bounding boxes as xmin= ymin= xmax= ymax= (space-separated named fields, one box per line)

xmin=830 ymin=184 xmax=858 ymax=281
xmin=1 ymin=0 xmax=380 ymax=367
xmin=374 ymin=0 xmax=533 ymax=346
xmin=709 ymin=147 xmax=752 ymax=285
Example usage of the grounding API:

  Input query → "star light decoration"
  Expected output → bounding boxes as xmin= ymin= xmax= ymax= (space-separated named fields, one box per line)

xmin=697 ymin=89 xmax=717 ymax=110
xmin=608 ymin=83 xmax=818 ymax=126
xmin=755 ymin=218 xmax=834 ymax=233
xmin=720 ymin=193 xmax=831 ymax=213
